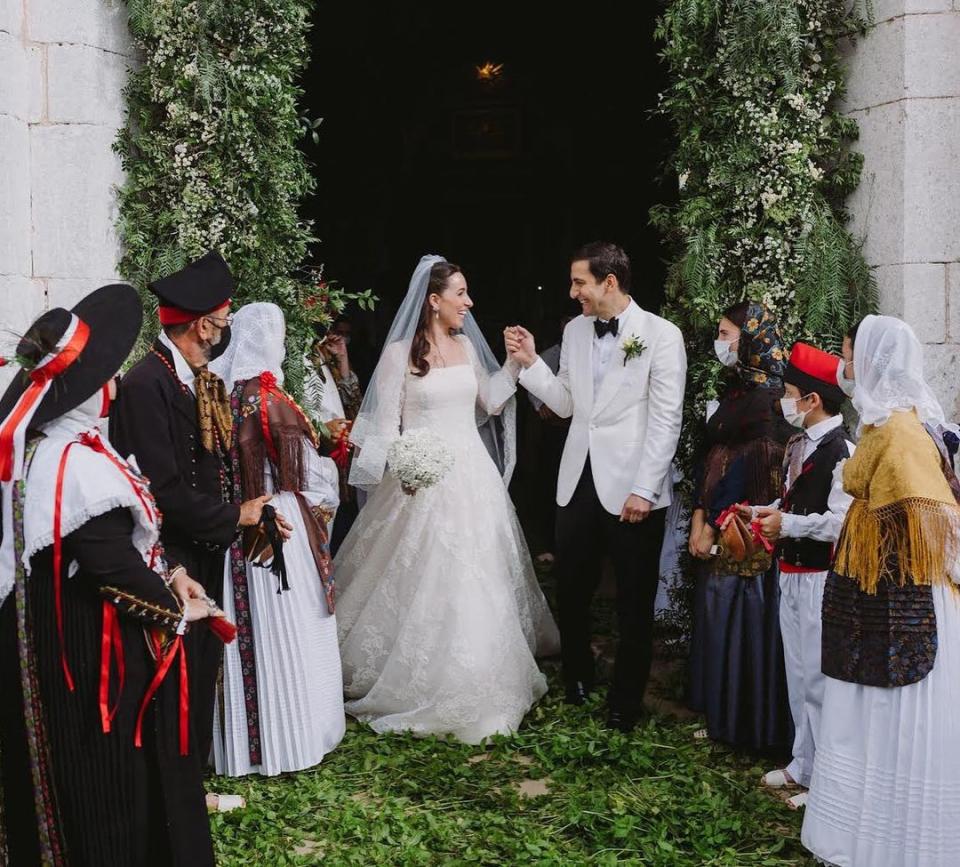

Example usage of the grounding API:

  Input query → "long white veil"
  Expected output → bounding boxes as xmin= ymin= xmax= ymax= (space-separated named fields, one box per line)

xmin=349 ymin=254 xmax=517 ymax=490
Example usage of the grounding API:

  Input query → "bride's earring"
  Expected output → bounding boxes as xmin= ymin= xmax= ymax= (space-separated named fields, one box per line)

xmin=433 ymin=308 xmax=439 ymax=319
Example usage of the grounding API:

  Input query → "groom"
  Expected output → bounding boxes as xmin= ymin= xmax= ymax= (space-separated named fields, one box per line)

xmin=507 ymin=241 xmax=686 ymax=731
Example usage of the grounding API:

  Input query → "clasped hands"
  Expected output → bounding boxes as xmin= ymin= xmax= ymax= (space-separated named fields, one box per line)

xmin=503 ymin=326 xmax=537 ymax=368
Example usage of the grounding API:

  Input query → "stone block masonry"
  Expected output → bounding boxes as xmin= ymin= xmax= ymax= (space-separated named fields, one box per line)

xmin=843 ymin=1 xmax=960 ymax=418
xmin=0 ymin=0 xmax=133 ymax=387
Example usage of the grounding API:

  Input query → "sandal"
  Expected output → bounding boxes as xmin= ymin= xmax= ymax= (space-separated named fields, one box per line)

xmin=207 ymin=793 xmax=245 ymax=813
xmin=761 ymin=769 xmax=797 ymax=788
xmin=786 ymin=791 xmax=808 ymax=810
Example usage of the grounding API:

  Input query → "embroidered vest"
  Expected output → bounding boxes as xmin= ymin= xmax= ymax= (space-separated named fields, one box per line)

xmin=821 ymin=426 xmax=958 ymax=688
xmin=778 ymin=425 xmax=848 ymax=571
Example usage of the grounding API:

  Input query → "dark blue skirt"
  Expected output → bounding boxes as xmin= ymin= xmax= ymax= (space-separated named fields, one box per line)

xmin=687 ymin=565 xmax=793 ymax=752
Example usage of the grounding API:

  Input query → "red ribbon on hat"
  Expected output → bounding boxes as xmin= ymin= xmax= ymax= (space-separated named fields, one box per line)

xmin=157 ymin=299 xmax=232 ymax=326
xmin=0 ymin=317 xmax=90 ymax=482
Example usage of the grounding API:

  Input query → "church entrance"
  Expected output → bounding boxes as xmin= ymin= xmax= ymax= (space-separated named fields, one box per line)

xmin=302 ymin=2 xmax=671 ymax=350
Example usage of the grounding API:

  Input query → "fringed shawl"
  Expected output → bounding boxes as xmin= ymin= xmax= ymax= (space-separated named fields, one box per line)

xmin=833 ymin=410 xmax=960 ymax=593
xmin=237 ymin=374 xmax=319 ymax=500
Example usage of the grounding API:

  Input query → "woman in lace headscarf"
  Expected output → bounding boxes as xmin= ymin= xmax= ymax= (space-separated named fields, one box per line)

xmin=211 ymin=302 xmax=345 ymax=776
xmin=801 ymin=315 xmax=960 ymax=867
xmin=687 ymin=301 xmax=794 ymax=751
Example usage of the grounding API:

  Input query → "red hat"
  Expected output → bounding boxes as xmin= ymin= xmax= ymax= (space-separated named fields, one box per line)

xmin=785 ymin=342 xmax=844 ymax=404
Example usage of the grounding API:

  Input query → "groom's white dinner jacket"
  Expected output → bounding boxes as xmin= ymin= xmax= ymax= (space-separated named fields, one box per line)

xmin=518 ymin=299 xmax=687 ymax=515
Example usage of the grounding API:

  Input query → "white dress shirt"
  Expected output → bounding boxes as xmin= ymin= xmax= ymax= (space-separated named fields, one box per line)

xmin=593 ymin=322 xmax=618 ymax=395
xmin=158 ymin=329 xmax=197 ymax=396
xmin=763 ymin=414 xmax=855 ymax=543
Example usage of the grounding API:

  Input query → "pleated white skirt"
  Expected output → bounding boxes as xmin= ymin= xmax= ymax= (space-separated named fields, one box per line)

xmin=802 ymin=584 xmax=960 ymax=866
xmin=214 ymin=490 xmax=346 ymax=777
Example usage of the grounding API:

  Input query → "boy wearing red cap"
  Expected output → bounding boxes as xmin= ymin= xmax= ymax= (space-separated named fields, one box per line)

xmin=734 ymin=342 xmax=854 ymax=808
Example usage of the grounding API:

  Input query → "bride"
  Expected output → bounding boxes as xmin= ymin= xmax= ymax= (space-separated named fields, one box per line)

xmin=334 ymin=254 xmax=560 ymax=744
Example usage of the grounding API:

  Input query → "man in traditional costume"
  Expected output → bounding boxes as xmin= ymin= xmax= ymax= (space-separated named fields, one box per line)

xmin=801 ymin=315 xmax=960 ymax=867
xmin=0 ymin=285 xmax=219 ymax=865
xmin=110 ymin=252 xmax=276 ymax=786
xmin=731 ymin=342 xmax=854 ymax=808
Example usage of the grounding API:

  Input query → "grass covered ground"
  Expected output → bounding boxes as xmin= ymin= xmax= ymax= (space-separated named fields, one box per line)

xmin=210 ymin=568 xmax=813 ymax=865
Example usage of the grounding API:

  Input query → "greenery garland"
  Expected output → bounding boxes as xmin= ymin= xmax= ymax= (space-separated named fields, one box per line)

xmin=114 ymin=0 xmax=874 ymax=500
xmin=653 ymin=0 xmax=877 ymax=480
xmin=115 ymin=0 xmax=372 ymax=394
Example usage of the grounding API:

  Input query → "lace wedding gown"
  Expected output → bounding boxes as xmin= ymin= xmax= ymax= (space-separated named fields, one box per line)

xmin=334 ymin=358 xmax=560 ymax=744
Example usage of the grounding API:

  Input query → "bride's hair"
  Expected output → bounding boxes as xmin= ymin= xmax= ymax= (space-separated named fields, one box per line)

xmin=410 ymin=260 xmax=462 ymax=377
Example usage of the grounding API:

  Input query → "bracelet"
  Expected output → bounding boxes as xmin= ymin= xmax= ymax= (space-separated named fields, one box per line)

xmin=165 ymin=565 xmax=186 ymax=586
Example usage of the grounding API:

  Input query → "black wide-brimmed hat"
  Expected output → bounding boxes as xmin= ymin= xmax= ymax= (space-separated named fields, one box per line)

xmin=0 ymin=284 xmax=143 ymax=430
xmin=149 ymin=251 xmax=235 ymax=324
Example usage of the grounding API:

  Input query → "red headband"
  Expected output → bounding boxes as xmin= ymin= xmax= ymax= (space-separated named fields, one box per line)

xmin=158 ymin=299 xmax=232 ymax=326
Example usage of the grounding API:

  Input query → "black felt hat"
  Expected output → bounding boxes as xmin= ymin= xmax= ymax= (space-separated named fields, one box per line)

xmin=149 ymin=251 xmax=235 ymax=323
xmin=0 ymin=284 xmax=143 ymax=430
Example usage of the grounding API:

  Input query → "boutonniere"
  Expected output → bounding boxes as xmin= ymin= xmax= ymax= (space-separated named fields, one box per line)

xmin=621 ymin=335 xmax=647 ymax=366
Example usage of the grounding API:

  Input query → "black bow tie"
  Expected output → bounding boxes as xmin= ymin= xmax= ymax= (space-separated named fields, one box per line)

xmin=594 ymin=318 xmax=619 ymax=339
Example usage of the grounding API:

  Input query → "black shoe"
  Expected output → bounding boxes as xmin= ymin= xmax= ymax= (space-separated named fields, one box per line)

xmin=564 ymin=681 xmax=592 ymax=706
xmin=605 ymin=706 xmax=646 ymax=733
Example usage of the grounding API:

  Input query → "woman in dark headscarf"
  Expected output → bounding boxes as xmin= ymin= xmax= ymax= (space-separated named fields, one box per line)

xmin=687 ymin=301 xmax=794 ymax=751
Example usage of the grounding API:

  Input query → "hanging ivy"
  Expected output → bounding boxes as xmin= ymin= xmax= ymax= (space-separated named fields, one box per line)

xmin=653 ymin=0 xmax=877 ymax=479
xmin=114 ymin=0 xmax=357 ymax=394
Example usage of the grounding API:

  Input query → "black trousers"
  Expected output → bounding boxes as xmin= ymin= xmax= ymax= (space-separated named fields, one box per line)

xmin=555 ymin=458 xmax=667 ymax=713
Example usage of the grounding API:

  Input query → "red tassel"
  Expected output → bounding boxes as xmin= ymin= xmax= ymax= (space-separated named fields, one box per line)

xmin=329 ymin=435 xmax=351 ymax=472
xmin=207 ymin=615 xmax=238 ymax=644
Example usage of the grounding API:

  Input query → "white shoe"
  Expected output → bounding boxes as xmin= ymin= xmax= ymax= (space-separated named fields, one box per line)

xmin=207 ymin=793 xmax=245 ymax=813
xmin=786 ymin=791 xmax=808 ymax=810
xmin=760 ymin=768 xmax=796 ymax=788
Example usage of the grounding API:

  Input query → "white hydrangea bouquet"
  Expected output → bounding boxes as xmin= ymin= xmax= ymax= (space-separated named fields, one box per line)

xmin=387 ymin=429 xmax=455 ymax=495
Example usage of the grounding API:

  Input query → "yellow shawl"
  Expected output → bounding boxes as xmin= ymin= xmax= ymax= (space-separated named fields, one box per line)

xmin=834 ymin=410 xmax=960 ymax=592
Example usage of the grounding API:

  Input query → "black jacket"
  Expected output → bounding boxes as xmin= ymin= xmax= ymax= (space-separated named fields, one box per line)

xmin=110 ymin=339 xmax=240 ymax=565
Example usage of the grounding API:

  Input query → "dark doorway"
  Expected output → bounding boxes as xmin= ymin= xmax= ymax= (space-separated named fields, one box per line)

xmin=303 ymin=2 xmax=672 ymax=352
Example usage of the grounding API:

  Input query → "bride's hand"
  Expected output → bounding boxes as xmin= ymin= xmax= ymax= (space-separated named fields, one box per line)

xmin=505 ymin=326 xmax=537 ymax=368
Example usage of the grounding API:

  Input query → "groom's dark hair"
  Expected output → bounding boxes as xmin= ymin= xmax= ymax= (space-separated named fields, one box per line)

xmin=571 ymin=241 xmax=631 ymax=293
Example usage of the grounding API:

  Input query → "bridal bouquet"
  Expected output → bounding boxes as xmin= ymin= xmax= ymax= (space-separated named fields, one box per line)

xmin=387 ymin=429 xmax=455 ymax=495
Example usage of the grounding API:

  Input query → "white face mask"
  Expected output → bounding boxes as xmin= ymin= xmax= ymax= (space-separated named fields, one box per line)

xmin=714 ymin=339 xmax=738 ymax=368
xmin=780 ymin=397 xmax=810 ymax=429
xmin=837 ymin=359 xmax=856 ymax=398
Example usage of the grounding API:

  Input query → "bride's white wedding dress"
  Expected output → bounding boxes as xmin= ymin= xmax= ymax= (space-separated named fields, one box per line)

xmin=334 ymin=348 xmax=560 ymax=744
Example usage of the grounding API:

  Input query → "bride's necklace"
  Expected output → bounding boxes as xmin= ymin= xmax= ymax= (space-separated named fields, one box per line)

xmin=431 ymin=333 xmax=451 ymax=367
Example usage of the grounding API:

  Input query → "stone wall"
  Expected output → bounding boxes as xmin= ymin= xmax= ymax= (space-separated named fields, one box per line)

xmin=0 ymin=1 xmax=957 ymax=417
xmin=843 ymin=0 xmax=960 ymax=418
xmin=0 ymin=0 xmax=133 ymax=387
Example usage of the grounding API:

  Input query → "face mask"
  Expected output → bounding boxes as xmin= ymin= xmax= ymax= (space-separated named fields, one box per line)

xmin=714 ymin=339 xmax=738 ymax=367
xmin=837 ymin=359 xmax=855 ymax=398
xmin=780 ymin=397 xmax=810 ymax=429
xmin=206 ymin=325 xmax=231 ymax=362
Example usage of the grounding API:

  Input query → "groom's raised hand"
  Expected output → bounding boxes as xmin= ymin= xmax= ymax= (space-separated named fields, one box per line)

xmin=504 ymin=325 xmax=537 ymax=368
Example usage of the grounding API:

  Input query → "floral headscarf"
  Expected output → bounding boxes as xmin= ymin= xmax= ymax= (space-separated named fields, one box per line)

xmin=736 ymin=302 xmax=785 ymax=388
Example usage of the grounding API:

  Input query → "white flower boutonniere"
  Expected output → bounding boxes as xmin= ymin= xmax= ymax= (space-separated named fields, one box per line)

xmin=621 ymin=335 xmax=647 ymax=366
